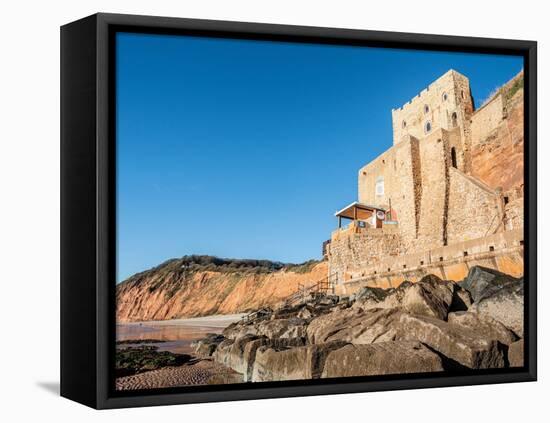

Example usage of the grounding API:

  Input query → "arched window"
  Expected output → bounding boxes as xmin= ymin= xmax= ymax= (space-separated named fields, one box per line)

xmin=375 ymin=176 xmax=384 ymax=196
xmin=442 ymin=92 xmax=448 ymax=101
xmin=424 ymin=104 xmax=430 ymax=114
xmin=461 ymin=90 xmax=465 ymax=99
xmin=425 ymin=121 xmax=432 ymax=133
xmin=451 ymin=147 xmax=457 ymax=168
xmin=451 ymin=112 xmax=458 ymax=127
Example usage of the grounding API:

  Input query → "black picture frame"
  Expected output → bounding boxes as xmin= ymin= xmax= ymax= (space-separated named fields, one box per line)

xmin=60 ymin=12 xmax=537 ymax=409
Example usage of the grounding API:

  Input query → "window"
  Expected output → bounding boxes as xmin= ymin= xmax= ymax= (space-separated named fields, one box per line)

xmin=375 ymin=176 xmax=384 ymax=196
xmin=451 ymin=112 xmax=458 ymax=128
xmin=425 ymin=121 xmax=432 ymax=133
xmin=402 ymin=120 xmax=407 ymax=128
xmin=489 ymin=246 xmax=495 ymax=252
xmin=463 ymin=251 xmax=468 ymax=257
xmin=442 ymin=92 xmax=448 ymax=101
xmin=504 ymin=196 xmax=510 ymax=205
xmin=461 ymin=90 xmax=465 ymax=99
xmin=451 ymin=147 xmax=457 ymax=168
xmin=424 ymin=104 xmax=430 ymax=114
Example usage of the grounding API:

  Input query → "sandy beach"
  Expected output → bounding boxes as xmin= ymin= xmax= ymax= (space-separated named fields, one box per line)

xmin=116 ymin=314 xmax=246 ymax=390
xmin=116 ymin=358 xmax=243 ymax=390
xmin=116 ymin=313 xmax=245 ymax=354
xmin=122 ymin=313 xmax=247 ymax=328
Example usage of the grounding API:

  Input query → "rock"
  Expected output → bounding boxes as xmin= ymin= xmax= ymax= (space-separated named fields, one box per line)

xmin=315 ymin=308 xmax=402 ymax=345
xmin=271 ymin=304 xmax=302 ymax=319
xmin=354 ymin=286 xmax=391 ymax=302
xmin=252 ymin=345 xmax=311 ymax=382
xmin=469 ymin=279 xmax=524 ymax=337
xmin=310 ymin=294 xmax=339 ymax=307
xmin=459 ymin=266 xmax=520 ymax=302
xmin=353 ymin=275 xmax=455 ymax=320
xmin=212 ymin=334 xmax=259 ymax=374
xmin=306 ymin=306 xmax=370 ymax=344
xmin=396 ymin=313 xmax=506 ymax=369
xmin=207 ymin=372 xmax=244 ymax=385
xmin=321 ymin=341 xmax=444 ymax=378
xmin=222 ymin=321 xmax=259 ymax=340
xmin=251 ymin=341 xmax=347 ymax=382
xmin=256 ymin=318 xmax=308 ymax=340
xmin=447 ymin=311 xmax=518 ymax=345
xmin=213 ymin=335 xmax=307 ymax=379
xmin=296 ymin=304 xmax=332 ymax=320
xmin=508 ymin=340 xmax=524 ymax=367
xmin=450 ymin=286 xmax=473 ymax=312
xmin=192 ymin=333 xmax=225 ymax=357
xmin=242 ymin=338 xmax=270 ymax=381
xmin=400 ymin=278 xmax=453 ymax=320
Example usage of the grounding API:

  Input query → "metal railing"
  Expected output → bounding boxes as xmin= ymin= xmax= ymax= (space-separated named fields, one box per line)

xmin=282 ymin=273 xmax=338 ymax=307
xmin=240 ymin=273 xmax=338 ymax=323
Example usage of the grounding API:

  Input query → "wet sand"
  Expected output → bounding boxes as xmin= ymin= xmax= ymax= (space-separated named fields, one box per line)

xmin=116 ymin=313 xmax=245 ymax=354
xmin=116 ymin=359 xmax=243 ymax=391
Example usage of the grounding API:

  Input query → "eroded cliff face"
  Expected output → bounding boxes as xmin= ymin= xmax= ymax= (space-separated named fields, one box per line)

xmin=471 ymin=73 xmax=524 ymax=194
xmin=116 ymin=257 xmax=328 ymax=322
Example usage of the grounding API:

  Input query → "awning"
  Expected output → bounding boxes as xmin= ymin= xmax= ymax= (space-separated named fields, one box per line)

xmin=334 ymin=201 xmax=386 ymax=220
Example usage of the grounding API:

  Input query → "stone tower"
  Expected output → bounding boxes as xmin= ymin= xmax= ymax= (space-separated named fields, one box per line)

xmin=391 ymin=70 xmax=474 ymax=145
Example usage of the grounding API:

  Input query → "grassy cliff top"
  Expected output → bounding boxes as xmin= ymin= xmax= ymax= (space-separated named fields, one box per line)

xmin=122 ymin=255 xmax=323 ymax=285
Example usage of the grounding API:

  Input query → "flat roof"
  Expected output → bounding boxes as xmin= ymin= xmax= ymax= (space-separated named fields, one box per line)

xmin=335 ymin=201 xmax=386 ymax=219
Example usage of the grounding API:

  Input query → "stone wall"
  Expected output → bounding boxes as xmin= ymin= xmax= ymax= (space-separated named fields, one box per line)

xmin=447 ymin=167 xmax=501 ymax=244
xmin=329 ymin=70 xmax=524 ymax=289
xmin=414 ymin=128 xmax=448 ymax=251
xmin=391 ymin=70 xmax=474 ymax=146
xmin=504 ymin=197 xmax=524 ymax=231
xmin=337 ymin=229 xmax=524 ymax=293
xmin=327 ymin=223 xmax=401 ymax=284
xmin=358 ymin=136 xmax=419 ymax=243
xmin=470 ymin=94 xmax=504 ymax=149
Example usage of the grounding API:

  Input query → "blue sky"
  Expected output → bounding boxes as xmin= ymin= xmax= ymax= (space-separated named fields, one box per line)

xmin=116 ymin=32 xmax=523 ymax=282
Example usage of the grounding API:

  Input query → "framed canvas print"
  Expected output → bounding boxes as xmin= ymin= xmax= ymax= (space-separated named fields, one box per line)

xmin=60 ymin=13 xmax=537 ymax=409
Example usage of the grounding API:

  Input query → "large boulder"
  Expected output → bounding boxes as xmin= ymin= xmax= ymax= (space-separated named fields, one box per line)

xmin=449 ymin=286 xmax=473 ymax=312
xmin=469 ymin=280 xmax=524 ymax=337
xmin=256 ymin=317 xmax=308 ymax=340
xmin=353 ymin=275 xmax=455 ymax=320
xmin=222 ymin=321 xmax=260 ymax=340
xmin=447 ymin=311 xmax=518 ymax=345
xmin=213 ymin=335 xmax=307 ymax=379
xmin=354 ymin=286 xmax=392 ymax=302
xmin=308 ymin=308 xmax=402 ymax=345
xmin=459 ymin=266 xmax=520 ymax=302
xmin=212 ymin=334 xmax=259 ymax=374
xmin=223 ymin=317 xmax=308 ymax=341
xmin=191 ymin=333 xmax=225 ymax=357
xmin=508 ymin=340 xmax=524 ymax=367
xmin=251 ymin=341 xmax=346 ymax=382
xmin=241 ymin=337 xmax=270 ymax=381
xmin=321 ymin=341 xmax=444 ymax=378
xmin=251 ymin=345 xmax=311 ymax=382
xmin=309 ymin=307 xmax=505 ymax=369
xmin=396 ymin=313 xmax=506 ymax=369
